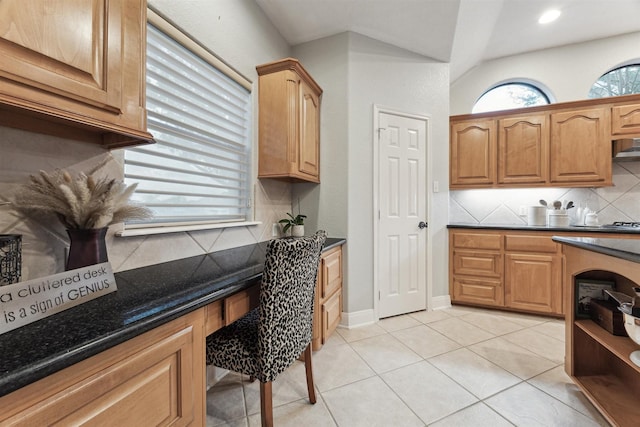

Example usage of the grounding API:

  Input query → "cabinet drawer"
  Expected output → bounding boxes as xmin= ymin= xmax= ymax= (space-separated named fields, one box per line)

xmin=612 ymin=103 xmax=640 ymax=135
xmin=322 ymin=290 xmax=342 ymax=342
xmin=204 ymin=300 xmax=224 ymax=336
xmin=225 ymin=282 xmax=259 ymax=325
xmin=321 ymin=246 xmax=342 ymax=299
xmin=452 ymin=232 xmax=502 ymax=250
xmin=452 ymin=276 xmax=503 ymax=306
xmin=452 ymin=250 xmax=502 ymax=277
xmin=505 ymin=234 xmax=559 ymax=253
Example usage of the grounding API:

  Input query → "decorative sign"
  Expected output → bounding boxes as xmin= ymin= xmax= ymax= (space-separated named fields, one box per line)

xmin=0 ymin=262 xmax=117 ymax=334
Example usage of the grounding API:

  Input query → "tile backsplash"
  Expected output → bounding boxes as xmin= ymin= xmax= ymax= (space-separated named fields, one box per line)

xmin=0 ymin=127 xmax=292 ymax=281
xmin=450 ymin=162 xmax=640 ymax=226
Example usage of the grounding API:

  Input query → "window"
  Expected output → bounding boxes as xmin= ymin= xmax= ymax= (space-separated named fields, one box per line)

xmin=588 ymin=63 xmax=640 ymax=98
xmin=472 ymin=83 xmax=550 ymax=113
xmin=123 ymin=13 xmax=252 ymax=230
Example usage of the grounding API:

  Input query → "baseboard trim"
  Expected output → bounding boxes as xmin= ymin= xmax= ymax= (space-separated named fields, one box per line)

xmin=339 ymin=309 xmax=376 ymax=329
xmin=340 ymin=296 xmax=452 ymax=328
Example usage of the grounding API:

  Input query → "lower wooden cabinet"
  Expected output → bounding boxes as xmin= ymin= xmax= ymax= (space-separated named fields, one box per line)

xmin=450 ymin=229 xmax=563 ymax=316
xmin=450 ymin=228 xmax=640 ymax=316
xmin=0 ymin=309 xmax=205 ymax=426
xmin=313 ymin=245 xmax=343 ymax=350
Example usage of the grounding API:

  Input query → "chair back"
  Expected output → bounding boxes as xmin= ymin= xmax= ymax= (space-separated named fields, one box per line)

xmin=258 ymin=231 xmax=326 ymax=381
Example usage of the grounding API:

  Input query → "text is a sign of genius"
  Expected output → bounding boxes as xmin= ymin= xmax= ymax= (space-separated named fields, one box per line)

xmin=0 ymin=262 xmax=117 ymax=334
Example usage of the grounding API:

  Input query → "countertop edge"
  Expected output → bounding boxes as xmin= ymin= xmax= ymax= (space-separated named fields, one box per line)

xmin=552 ymin=236 xmax=640 ymax=264
xmin=447 ymin=223 xmax=640 ymax=234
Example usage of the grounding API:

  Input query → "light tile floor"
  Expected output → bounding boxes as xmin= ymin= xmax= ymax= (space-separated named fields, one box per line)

xmin=205 ymin=306 xmax=609 ymax=426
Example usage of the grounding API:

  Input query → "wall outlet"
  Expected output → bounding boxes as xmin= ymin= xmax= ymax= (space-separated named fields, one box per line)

xmin=519 ymin=205 xmax=527 ymax=216
xmin=271 ymin=223 xmax=279 ymax=237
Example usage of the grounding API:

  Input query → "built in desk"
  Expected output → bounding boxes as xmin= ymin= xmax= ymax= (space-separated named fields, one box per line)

xmin=0 ymin=237 xmax=345 ymax=425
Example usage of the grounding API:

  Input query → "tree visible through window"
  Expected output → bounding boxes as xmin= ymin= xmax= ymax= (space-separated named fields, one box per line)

xmin=472 ymin=83 xmax=550 ymax=113
xmin=588 ymin=64 xmax=640 ymax=98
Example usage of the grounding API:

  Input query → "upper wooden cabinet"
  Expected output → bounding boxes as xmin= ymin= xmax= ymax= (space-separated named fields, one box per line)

xmin=450 ymin=119 xmax=496 ymax=187
xmin=550 ymin=107 xmax=611 ymax=185
xmin=498 ymin=114 xmax=548 ymax=185
xmin=0 ymin=0 xmax=153 ymax=148
xmin=450 ymin=94 xmax=640 ymax=189
xmin=257 ymin=58 xmax=322 ymax=183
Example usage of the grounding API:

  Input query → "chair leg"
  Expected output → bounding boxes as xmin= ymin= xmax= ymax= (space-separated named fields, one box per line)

xmin=260 ymin=381 xmax=273 ymax=427
xmin=303 ymin=343 xmax=317 ymax=404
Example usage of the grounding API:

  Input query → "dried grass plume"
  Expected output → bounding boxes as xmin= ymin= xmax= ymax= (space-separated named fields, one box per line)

xmin=12 ymin=169 xmax=152 ymax=229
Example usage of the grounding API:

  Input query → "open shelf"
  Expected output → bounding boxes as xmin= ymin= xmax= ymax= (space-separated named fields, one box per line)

xmin=562 ymin=243 xmax=640 ymax=427
xmin=575 ymin=319 xmax=640 ymax=374
xmin=572 ymin=320 xmax=640 ymax=427
xmin=573 ymin=374 xmax=640 ymax=426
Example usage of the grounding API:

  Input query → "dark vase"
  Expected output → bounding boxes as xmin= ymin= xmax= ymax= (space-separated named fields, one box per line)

xmin=66 ymin=228 xmax=109 ymax=271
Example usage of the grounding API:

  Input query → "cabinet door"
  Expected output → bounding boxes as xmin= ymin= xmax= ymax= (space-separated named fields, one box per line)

xmin=0 ymin=311 xmax=204 ymax=426
xmin=257 ymin=59 xmax=322 ymax=184
xmin=450 ymin=119 xmax=497 ymax=188
xmin=0 ymin=0 xmax=149 ymax=146
xmin=298 ymin=79 xmax=321 ymax=179
xmin=549 ymin=108 xmax=611 ymax=186
xmin=498 ymin=115 xmax=548 ymax=184
xmin=450 ymin=120 xmax=497 ymax=187
xmin=505 ymin=253 xmax=562 ymax=315
xmin=0 ymin=0 xmax=120 ymax=110
xmin=322 ymin=290 xmax=342 ymax=344
xmin=612 ymin=103 xmax=640 ymax=136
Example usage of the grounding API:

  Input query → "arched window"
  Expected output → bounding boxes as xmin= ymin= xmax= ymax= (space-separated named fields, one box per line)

xmin=472 ymin=83 xmax=550 ymax=113
xmin=588 ymin=63 xmax=640 ymax=98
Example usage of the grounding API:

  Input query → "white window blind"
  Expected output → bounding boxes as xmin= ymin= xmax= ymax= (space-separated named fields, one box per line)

xmin=124 ymin=22 xmax=252 ymax=227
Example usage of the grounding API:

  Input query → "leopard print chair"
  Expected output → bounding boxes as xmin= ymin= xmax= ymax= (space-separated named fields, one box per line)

xmin=206 ymin=230 xmax=327 ymax=427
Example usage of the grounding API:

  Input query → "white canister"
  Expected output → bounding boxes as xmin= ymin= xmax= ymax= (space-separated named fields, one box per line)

xmin=527 ymin=206 xmax=547 ymax=226
xmin=549 ymin=213 xmax=570 ymax=227
xmin=585 ymin=212 xmax=599 ymax=227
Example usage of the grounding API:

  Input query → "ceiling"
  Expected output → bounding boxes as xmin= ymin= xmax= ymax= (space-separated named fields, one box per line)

xmin=254 ymin=0 xmax=640 ymax=81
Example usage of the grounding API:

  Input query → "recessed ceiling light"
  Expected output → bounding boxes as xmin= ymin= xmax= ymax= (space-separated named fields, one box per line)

xmin=539 ymin=9 xmax=561 ymax=24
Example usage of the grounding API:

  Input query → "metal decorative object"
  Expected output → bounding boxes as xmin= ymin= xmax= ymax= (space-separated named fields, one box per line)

xmin=0 ymin=234 xmax=21 ymax=285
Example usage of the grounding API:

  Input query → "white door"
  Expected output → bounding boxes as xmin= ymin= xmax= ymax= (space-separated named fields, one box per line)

xmin=377 ymin=110 xmax=428 ymax=318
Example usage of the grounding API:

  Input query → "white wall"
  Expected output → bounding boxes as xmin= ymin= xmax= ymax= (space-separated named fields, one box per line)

xmin=293 ymin=32 xmax=451 ymax=314
xmin=451 ymin=31 xmax=640 ymax=115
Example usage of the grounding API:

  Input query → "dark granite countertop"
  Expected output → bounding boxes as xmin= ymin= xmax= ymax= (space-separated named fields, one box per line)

xmin=552 ymin=236 xmax=640 ymax=264
xmin=447 ymin=223 xmax=640 ymax=234
xmin=0 ymin=237 xmax=346 ymax=398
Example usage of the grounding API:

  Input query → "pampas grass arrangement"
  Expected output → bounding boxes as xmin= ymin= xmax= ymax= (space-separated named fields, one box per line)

xmin=13 ymin=169 xmax=152 ymax=229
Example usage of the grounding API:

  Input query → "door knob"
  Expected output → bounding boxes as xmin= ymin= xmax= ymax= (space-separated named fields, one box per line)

xmin=418 ymin=221 xmax=428 ymax=229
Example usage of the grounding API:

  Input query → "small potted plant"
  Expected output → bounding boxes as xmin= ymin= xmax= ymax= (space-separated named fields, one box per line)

xmin=279 ymin=213 xmax=307 ymax=237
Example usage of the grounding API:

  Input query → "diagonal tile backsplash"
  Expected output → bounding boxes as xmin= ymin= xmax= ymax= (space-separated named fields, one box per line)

xmin=0 ymin=127 xmax=292 ymax=281
xmin=450 ymin=162 xmax=640 ymax=226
